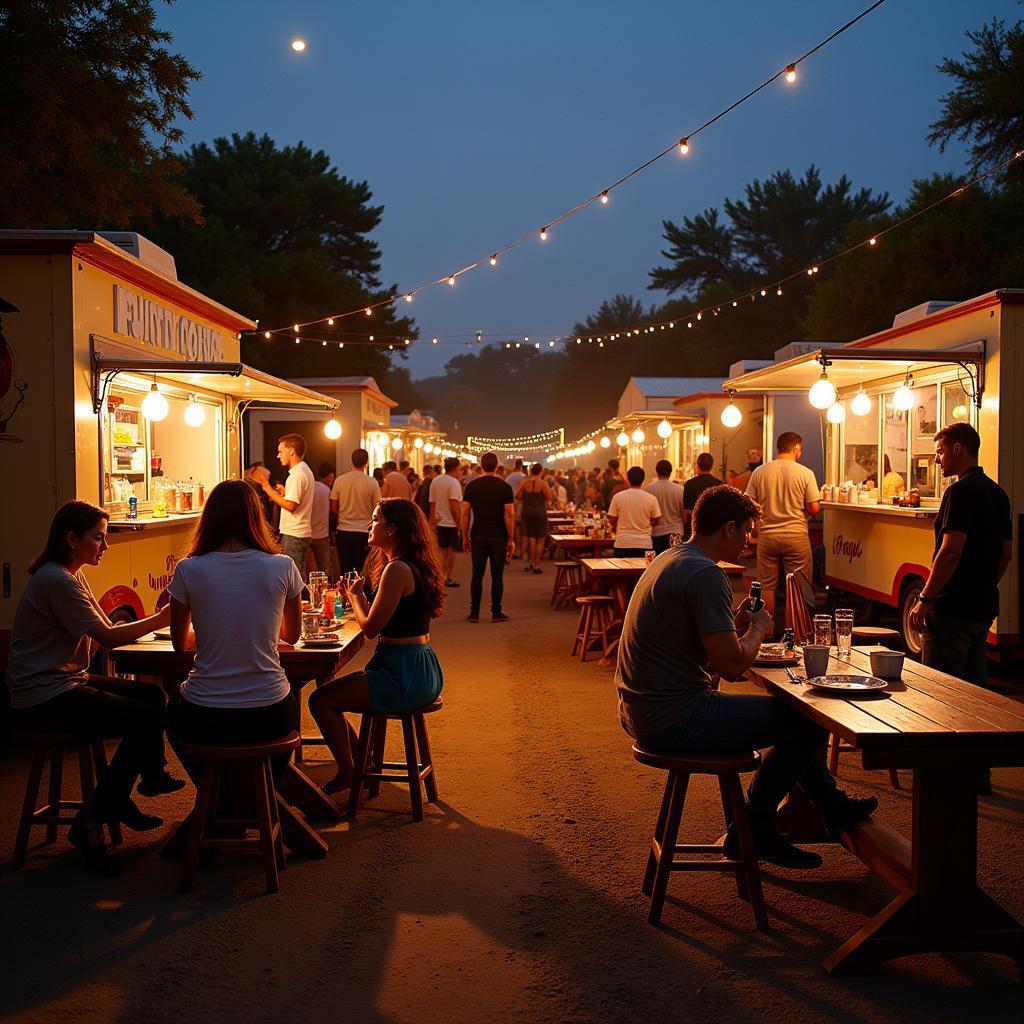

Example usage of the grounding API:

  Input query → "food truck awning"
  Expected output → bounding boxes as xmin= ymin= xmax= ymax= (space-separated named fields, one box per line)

xmin=93 ymin=357 xmax=340 ymax=412
xmin=723 ymin=345 xmax=986 ymax=406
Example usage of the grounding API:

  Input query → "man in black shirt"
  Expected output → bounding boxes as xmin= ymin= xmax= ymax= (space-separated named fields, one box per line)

xmin=461 ymin=451 xmax=515 ymax=623
xmin=682 ymin=453 xmax=723 ymax=536
xmin=910 ymin=423 xmax=1012 ymax=791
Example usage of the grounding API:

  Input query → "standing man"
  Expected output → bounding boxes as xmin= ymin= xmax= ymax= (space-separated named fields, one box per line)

xmin=309 ymin=462 xmax=336 ymax=576
xmin=431 ymin=456 xmax=464 ymax=589
xmin=261 ymin=432 xmax=314 ymax=580
xmin=910 ymin=422 xmax=1012 ymax=795
xmin=381 ymin=460 xmax=413 ymax=499
xmin=461 ymin=451 xmax=515 ymax=623
xmin=505 ymin=459 xmax=527 ymax=558
xmin=682 ymin=453 xmax=723 ymax=536
xmin=330 ymin=448 xmax=381 ymax=576
xmin=646 ymin=460 xmax=686 ymax=553
xmin=600 ymin=458 xmax=626 ymax=510
xmin=608 ymin=466 xmax=661 ymax=557
xmin=414 ymin=463 xmax=435 ymax=518
xmin=745 ymin=432 xmax=821 ymax=624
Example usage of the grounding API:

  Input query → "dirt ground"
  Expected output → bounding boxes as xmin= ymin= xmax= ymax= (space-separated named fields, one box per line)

xmin=1 ymin=561 xmax=1023 ymax=1024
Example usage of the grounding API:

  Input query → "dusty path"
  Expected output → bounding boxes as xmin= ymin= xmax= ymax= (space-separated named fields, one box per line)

xmin=1 ymin=560 xmax=1023 ymax=1023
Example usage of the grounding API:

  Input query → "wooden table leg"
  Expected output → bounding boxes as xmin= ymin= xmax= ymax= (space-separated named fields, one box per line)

xmin=823 ymin=765 xmax=1024 ymax=975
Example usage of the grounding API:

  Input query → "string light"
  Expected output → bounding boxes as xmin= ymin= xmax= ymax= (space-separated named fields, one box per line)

xmin=264 ymin=331 xmax=271 ymax=339
xmin=489 ymin=255 xmax=497 ymax=266
xmin=328 ymin=318 xmax=334 ymax=325
xmin=678 ymin=137 xmax=689 ymax=155
xmin=656 ymin=419 xmax=672 ymax=439
xmin=365 ymin=307 xmax=372 ymax=316
xmin=600 ymin=436 xmax=611 ymax=448
xmin=785 ymin=64 xmax=797 ymax=83
xmin=600 ymin=192 xmax=609 ymax=204
xmin=616 ymin=431 xmax=629 ymax=446
xmin=540 ymin=227 xmax=549 ymax=241
xmin=448 ymin=275 xmax=456 ymax=286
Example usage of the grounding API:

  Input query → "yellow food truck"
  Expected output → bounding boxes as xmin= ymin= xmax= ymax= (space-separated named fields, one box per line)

xmin=724 ymin=290 xmax=1022 ymax=657
xmin=0 ymin=230 xmax=338 ymax=646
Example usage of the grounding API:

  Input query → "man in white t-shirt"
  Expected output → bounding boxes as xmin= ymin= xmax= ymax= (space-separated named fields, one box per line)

xmin=430 ymin=456 xmax=464 ymax=587
xmin=745 ymin=430 xmax=822 ymax=622
xmin=310 ymin=462 xmax=336 ymax=575
xmin=261 ymin=432 xmax=315 ymax=580
xmin=645 ymin=459 xmax=686 ymax=553
xmin=608 ymin=466 xmax=662 ymax=556
xmin=330 ymin=447 xmax=382 ymax=575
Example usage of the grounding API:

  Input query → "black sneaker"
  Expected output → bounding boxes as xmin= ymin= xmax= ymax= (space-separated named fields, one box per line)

xmin=445 ymin=579 xmax=460 ymax=588
xmin=822 ymin=791 xmax=878 ymax=837
xmin=137 ymin=769 xmax=187 ymax=797
xmin=108 ymin=798 xmax=164 ymax=832
xmin=466 ymin=613 xmax=480 ymax=623
xmin=492 ymin=612 xmax=510 ymax=623
xmin=723 ymin=821 xmax=823 ymax=870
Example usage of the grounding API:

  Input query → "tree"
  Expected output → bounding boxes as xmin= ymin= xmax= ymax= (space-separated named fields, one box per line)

xmin=928 ymin=17 xmax=1024 ymax=181
xmin=149 ymin=132 xmax=415 ymax=382
xmin=0 ymin=0 xmax=201 ymax=227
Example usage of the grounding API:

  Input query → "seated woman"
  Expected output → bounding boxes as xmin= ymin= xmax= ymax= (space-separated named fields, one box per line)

xmin=165 ymin=480 xmax=303 ymax=784
xmin=7 ymin=500 xmax=184 ymax=875
xmin=310 ymin=498 xmax=445 ymax=795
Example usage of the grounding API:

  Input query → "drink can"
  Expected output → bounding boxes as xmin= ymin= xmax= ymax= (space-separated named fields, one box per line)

xmin=128 ymin=496 xmax=138 ymax=520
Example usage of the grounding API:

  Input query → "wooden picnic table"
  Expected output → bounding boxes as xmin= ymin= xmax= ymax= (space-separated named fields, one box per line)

xmin=746 ymin=645 xmax=1024 ymax=975
xmin=549 ymin=533 xmax=616 ymax=557
xmin=109 ymin=619 xmax=366 ymax=858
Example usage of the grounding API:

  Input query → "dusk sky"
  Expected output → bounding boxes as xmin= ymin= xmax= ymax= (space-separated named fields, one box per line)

xmin=156 ymin=1 xmax=1019 ymax=378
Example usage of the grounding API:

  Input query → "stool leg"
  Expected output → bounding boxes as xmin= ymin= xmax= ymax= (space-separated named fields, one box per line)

xmin=368 ymin=718 xmax=387 ymax=798
xmin=647 ymin=772 xmax=688 ymax=926
xmin=828 ymin=733 xmax=841 ymax=776
xmin=252 ymin=760 xmax=279 ymax=895
xmin=77 ymin=743 xmax=99 ymax=830
xmin=888 ymin=769 xmax=900 ymax=789
xmin=92 ymin=742 xmax=123 ymax=846
xmin=44 ymin=745 xmax=65 ymax=845
xmin=642 ymin=774 xmax=674 ymax=896
xmin=265 ymin=759 xmax=287 ymax=871
xmin=13 ymin=746 xmax=48 ymax=870
xmin=346 ymin=715 xmax=374 ymax=819
xmin=723 ymin=773 xmax=769 ymax=932
xmin=401 ymin=716 xmax=424 ymax=822
xmin=180 ymin=762 xmax=219 ymax=894
xmin=550 ymin=568 xmax=563 ymax=607
xmin=570 ymin=607 xmax=586 ymax=657
xmin=579 ymin=606 xmax=594 ymax=662
xmin=413 ymin=713 xmax=439 ymax=803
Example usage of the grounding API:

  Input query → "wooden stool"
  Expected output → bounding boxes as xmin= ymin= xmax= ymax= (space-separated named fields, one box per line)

xmin=12 ymin=731 xmax=123 ymax=869
xmin=571 ymin=595 xmax=614 ymax=662
xmin=632 ymin=745 xmax=768 ymax=931
xmin=177 ymin=732 xmax=301 ymax=895
xmin=828 ymin=733 xmax=900 ymax=789
xmin=551 ymin=561 xmax=582 ymax=610
xmin=347 ymin=699 xmax=442 ymax=822
xmin=851 ymin=625 xmax=901 ymax=648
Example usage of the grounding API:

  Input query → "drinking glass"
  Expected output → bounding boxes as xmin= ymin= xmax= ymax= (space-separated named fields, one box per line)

xmin=813 ymin=614 xmax=833 ymax=647
xmin=834 ymin=608 xmax=854 ymax=661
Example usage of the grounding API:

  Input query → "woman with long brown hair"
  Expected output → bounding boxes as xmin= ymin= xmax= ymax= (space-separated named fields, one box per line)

xmin=7 ymin=500 xmax=183 ymax=874
xmin=309 ymin=497 xmax=446 ymax=795
xmin=165 ymin=480 xmax=303 ymax=783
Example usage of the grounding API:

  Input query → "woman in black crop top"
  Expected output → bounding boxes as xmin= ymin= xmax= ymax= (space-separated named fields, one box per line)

xmin=309 ymin=498 xmax=446 ymax=795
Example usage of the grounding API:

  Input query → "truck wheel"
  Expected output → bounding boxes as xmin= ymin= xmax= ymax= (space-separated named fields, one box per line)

xmin=899 ymin=580 xmax=924 ymax=659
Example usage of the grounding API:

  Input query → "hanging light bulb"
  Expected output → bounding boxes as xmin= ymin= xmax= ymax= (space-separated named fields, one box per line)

xmin=141 ymin=381 xmax=169 ymax=421
xmin=424 ymin=442 xmax=435 ymax=454
xmin=599 ymin=435 xmax=611 ymax=448
xmin=448 ymin=275 xmax=456 ymax=286
xmin=264 ymin=331 xmax=271 ymax=339
xmin=489 ymin=254 xmax=497 ymax=266
xmin=183 ymin=395 xmax=205 ymax=428
xmin=328 ymin=318 xmax=334 ymax=326
xmin=785 ymin=63 xmax=797 ymax=83
xmin=631 ymin=427 xmax=646 ymax=444
xmin=808 ymin=368 xmax=837 ymax=410
xmin=826 ymin=402 xmax=847 ymax=424
xmin=892 ymin=374 xmax=915 ymax=412
xmin=616 ymin=431 xmax=629 ymax=446
xmin=586 ymin=440 xmax=596 ymax=452
xmin=391 ymin=437 xmax=404 ymax=450
xmin=952 ymin=403 xmax=968 ymax=420
xmin=721 ymin=397 xmax=743 ymax=428
xmin=678 ymin=137 xmax=689 ymax=155
xmin=324 ymin=419 xmax=342 ymax=440
xmin=656 ymin=419 xmax=672 ymax=439
xmin=413 ymin=437 xmax=424 ymax=449
xmin=850 ymin=389 xmax=872 ymax=417
xmin=600 ymin=191 xmax=609 ymax=205
xmin=539 ymin=227 xmax=549 ymax=241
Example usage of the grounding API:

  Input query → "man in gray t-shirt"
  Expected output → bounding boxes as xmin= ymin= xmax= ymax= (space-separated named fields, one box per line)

xmin=615 ymin=484 xmax=875 ymax=870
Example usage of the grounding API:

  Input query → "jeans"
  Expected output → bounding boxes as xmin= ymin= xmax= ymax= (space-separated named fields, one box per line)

xmin=640 ymin=690 xmax=837 ymax=821
xmin=335 ymin=530 xmax=370 ymax=576
xmin=12 ymin=675 xmax=168 ymax=810
xmin=470 ymin=535 xmax=507 ymax=615
xmin=921 ymin=609 xmax=991 ymax=689
xmin=310 ymin=537 xmax=333 ymax=575
xmin=280 ymin=534 xmax=311 ymax=582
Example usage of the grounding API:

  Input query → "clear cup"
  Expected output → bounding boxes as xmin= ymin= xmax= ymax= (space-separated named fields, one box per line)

xmin=813 ymin=614 xmax=833 ymax=647
xmin=834 ymin=608 xmax=854 ymax=661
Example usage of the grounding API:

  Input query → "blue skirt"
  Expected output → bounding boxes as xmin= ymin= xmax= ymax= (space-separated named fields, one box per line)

xmin=365 ymin=642 xmax=444 ymax=714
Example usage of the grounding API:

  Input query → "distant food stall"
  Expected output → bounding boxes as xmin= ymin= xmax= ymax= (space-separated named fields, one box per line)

xmin=724 ymin=291 xmax=1022 ymax=657
xmin=0 ymin=230 xmax=338 ymax=635
xmin=670 ymin=389 xmax=764 ymax=482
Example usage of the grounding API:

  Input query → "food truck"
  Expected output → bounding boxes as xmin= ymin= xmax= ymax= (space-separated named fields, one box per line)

xmin=0 ymin=230 xmax=338 ymax=641
xmin=723 ymin=290 xmax=1022 ymax=657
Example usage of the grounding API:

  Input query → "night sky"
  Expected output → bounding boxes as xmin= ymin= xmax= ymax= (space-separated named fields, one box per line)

xmin=156 ymin=0 xmax=1018 ymax=378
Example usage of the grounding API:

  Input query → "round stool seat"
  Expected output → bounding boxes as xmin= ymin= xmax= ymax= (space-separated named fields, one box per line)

xmin=177 ymin=731 xmax=301 ymax=760
xmin=852 ymin=625 xmax=901 ymax=640
xmin=373 ymin=697 xmax=444 ymax=721
xmin=555 ymin=560 xmax=579 ymax=569
xmin=575 ymin=594 xmax=614 ymax=606
xmin=632 ymin=745 xmax=762 ymax=774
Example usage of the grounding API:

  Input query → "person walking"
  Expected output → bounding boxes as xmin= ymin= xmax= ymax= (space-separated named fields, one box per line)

xmin=310 ymin=462 xmax=336 ymax=576
xmin=331 ymin=448 xmax=381 ymax=576
xmin=261 ymin=432 xmax=315 ymax=581
xmin=517 ymin=462 xmax=552 ymax=573
xmin=608 ymin=466 xmax=661 ymax=557
xmin=744 ymin=432 xmax=821 ymax=624
xmin=505 ymin=459 xmax=527 ymax=557
xmin=381 ymin=460 xmax=413 ymax=499
xmin=909 ymin=422 xmax=1013 ymax=795
xmin=682 ymin=453 xmax=723 ymax=536
xmin=430 ymin=456 xmax=464 ymax=588
xmin=646 ymin=459 xmax=686 ymax=553
xmin=461 ymin=451 xmax=515 ymax=622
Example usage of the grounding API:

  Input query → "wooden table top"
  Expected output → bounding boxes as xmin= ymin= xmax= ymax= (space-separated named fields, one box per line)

xmin=550 ymin=534 xmax=615 ymax=546
xmin=581 ymin=556 xmax=746 ymax=576
xmin=746 ymin=645 xmax=1024 ymax=763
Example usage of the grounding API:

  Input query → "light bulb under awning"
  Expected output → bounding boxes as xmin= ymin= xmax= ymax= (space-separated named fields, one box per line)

xmin=850 ymin=390 xmax=872 ymax=417
xmin=616 ymin=431 xmax=629 ymax=447
xmin=721 ymin=400 xmax=743 ymax=428
xmin=323 ymin=419 xmax=342 ymax=440
xmin=656 ymin=419 xmax=672 ymax=439
xmin=808 ymin=370 xmax=837 ymax=410
xmin=141 ymin=382 xmax=169 ymax=421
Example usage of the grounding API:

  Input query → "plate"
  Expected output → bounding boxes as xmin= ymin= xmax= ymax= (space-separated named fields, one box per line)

xmin=806 ymin=674 xmax=888 ymax=693
xmin=754 ymin=654 xmax=801 ymax=666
